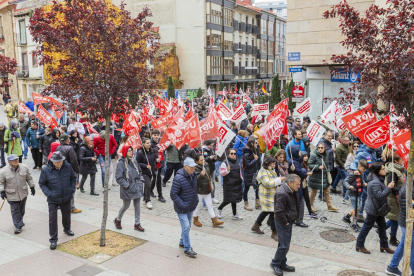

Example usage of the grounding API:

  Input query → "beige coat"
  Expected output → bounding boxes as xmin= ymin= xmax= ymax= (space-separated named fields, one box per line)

xmin=0 ymin=164 xmax=35 ymax=201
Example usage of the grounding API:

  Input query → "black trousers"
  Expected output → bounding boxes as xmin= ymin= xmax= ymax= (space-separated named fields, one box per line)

xmin=48 ymin=201 xmax=71 ymax=243
xmin=151 ymin=169 xmax=163 ymax=197
xmin=143 ymin=174 xmax=152 ymax=203
xmin=80 ymin=173 xmax=96 ymax=191
xmin=256 ymin=211 xmax=276 ymax=231
xmin=9 ymin=197 xmax=27 ymax=228
xmin=163 ymin=162 xmax=182 ymax=184
xmin=356 ymin=214 xmax=389 ymax=248
xmin=31 ymin=148 xmax=42 ymax=168
xmin=218 ymin=202 xmax=237 ymax=215
xmin=271 ymin=220 xmax=293 ymax=267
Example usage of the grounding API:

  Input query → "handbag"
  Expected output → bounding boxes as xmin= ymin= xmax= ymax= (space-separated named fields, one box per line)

xmin=372 ymin=188 xmax=391 ymax=216
xmin=252 ymin=172 xmax=259 ymax=189
xmin=323 ymin=161 xmax=332 ymax=185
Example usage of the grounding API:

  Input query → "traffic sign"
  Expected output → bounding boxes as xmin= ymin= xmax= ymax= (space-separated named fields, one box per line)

xmin=292 ymin=85 xmax=305 ymax=98
xmin=289 ymin=67 xmax=302 ymax=73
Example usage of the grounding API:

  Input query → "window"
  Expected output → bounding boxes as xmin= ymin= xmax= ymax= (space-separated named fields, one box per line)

xmin=224 ymin=59 xmax=233 ymax=75
xmin=224 ymin=8 xmax=233 ymax=27
xmin=245 ymin=42 xmax=248 ymax=52
xmin=277 ymin=22 xmax=281 ymax=37
xmin=260 ymin=19 xmax=267 ymax=35
xmin=268 ymin=22 xmax=274 ymax=37
xmin=260 ymin=39 xmax=267 ymax=54
xmin=18 ymin=20 xmax=27 ymax=45
xmin=280 ymin=60 xmax=285 ymax=73
xmin=211 ymin=56 xmax=222 ymax=75
xmin=260 ymin=60 xmax=267 ymax=74
xmin=268 ymin=61 xmax=273 ymax=74
xmin=268 ymin=41 xmax=274 ymax=55
xmin=277 ymin=41 xmax=282 ymax=55
xmin=238 ymin=60 xmax=241 ymax=74
xmin=207 ymin=34 xmax=221 ymax=49
xmin=252 ymin=18 xmax=254 ymax=25
xmin=252 ymin=38 xmax=254 ymax=49
xmin=245 ymin=60 xmax=248 ymax=68
xmin=21 ymin=52 xmax=28 ymax=71
xmin=208 ymin=10 xmax=222 ymax=25
xmin=0 ymin=16 xmax=3 ymax=39
xmin=32 ymin=51 xmax=38 ymax=67
xmin=282 ymin=24 xmax=286 ymax=38
xmin=224 ymin=40 xmax=232 ymax=51
xmin=239 ymin=13 xmax=242 ymax=29
xmin=245 ymin=16 xmax=248 ymax=24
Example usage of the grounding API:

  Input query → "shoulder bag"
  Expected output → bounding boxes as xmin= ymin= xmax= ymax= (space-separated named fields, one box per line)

xmin=323 ymin=160 xmax=332 ymax=185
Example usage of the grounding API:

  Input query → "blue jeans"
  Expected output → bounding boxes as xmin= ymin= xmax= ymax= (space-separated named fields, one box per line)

xmin=356 ymin=214 xmax=388 ymax=248
xmin=98 ymin=155 xmax=111 ymax=187
xmin=358 ymin=189 xmax=367 ymax=216
xmin=177 ymin=212 xmax=193 ymax=251
xmin=389 ymin=227 xmax=414 ymax=274
xmin=386 ymin=220 xmax=399 ymax=237
xmin=332 ymin=166 xmax=347 ymax=190
xmin=21 ymin=136 xmax=28 ymax=157
xmin=271 ymin=220 xmax=293 ymax=267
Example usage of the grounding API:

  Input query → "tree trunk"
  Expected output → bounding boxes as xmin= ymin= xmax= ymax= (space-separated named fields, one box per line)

xmin=100 ymin=115 xmax=112 ymax=247
xmin=402 ymin=128 xmax=414 ymax=274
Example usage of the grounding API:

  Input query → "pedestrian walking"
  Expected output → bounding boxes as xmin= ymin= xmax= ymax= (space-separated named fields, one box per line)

xmin=4 ymin=120 xmax=23 ymax=163
xmin=114 ymin=145 xmax=145 ymax=232
xmin=38 ymin=151 xmax=77 ymax=250
xmin=18 ymin=114 xmax=30 ymax=160
xmin=78 ymin=136 xmax=98 ymax=195
xmin=170 ymin=157 xmax=199 ymax=258
xmin=0 ymin=122 xmax=7 ymax=168
xmin=270 ymin=174 xmax=301 ymax=276
xmin=242 ymin=137 xmax=260 ymax=211
xmin=136 ymin=138 xmax=156 ymax=209
xmin=26 ymin=120 xmax=45 ymax=169
xmin=150 ymin=129 xmax=166 ymax=202
xmin=0 ymin=154 xmax=35 ymax=234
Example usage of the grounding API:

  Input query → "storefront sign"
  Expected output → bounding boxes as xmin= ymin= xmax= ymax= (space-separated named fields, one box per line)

xmin=306 ymin=67 xmax=330 ymax=80
xmin=331 ymin=69 xmax=359 ymax=83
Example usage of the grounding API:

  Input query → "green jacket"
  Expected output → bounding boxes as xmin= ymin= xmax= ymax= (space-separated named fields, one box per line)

xmin=165 ymin=144 xmax=180 ymax=164
xmin=385 ymin=162 xmax=406 ymax=221
xmin=308 ymin=149 xmax=330 ymax=190
xmin=265 ymin=145 xmax=280 ymax=157
xmin=335 ymin=143 xmax=349 ymax=167
xmin=4 ymin=128 xmax=22 ymax=156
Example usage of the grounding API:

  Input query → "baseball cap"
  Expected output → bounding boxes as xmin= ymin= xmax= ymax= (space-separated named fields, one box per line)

xmin=60 ymin=134 xmax=70 ymax=142
xmin=183 ymin=157 xmax=197 ymax=167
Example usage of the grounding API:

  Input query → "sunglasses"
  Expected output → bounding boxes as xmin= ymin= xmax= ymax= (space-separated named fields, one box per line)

xmin=229 ymin=152 xmax=236 ymax=155
xmin=353 ymin=146 xmax=359 ymax=148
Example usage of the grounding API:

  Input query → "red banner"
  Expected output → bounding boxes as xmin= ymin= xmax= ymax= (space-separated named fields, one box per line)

xmin=355 ymin=115 xmax=390 ymax=148
xmin=52 ymin=105 xmax=64 ymax=120
xmin=124 ymin=128 xmax=142 ymax=149
xmin=268 ymin=98 xmax=289 ymax=122
xmin=172 ymin=106 xmax=185 ymax=125
xmin=36 ymin=105 xmax=58 ymax=130
xmin=85 ymin=122 xmax=99 ymax=134
xmin=157 ymin=130 xmax=172 ymax=151
xmin=152 ymin=110 xmax=174 ymax=129
xmin=251 ymin=102 xmax=269 ymax=116
xmin=188 ymin=112 xmax=220 ymax=148
xmin=393 ymin=131 xmax=411 ymax=168
xmin=216 ymin=102 xmax=233 ymax=119
xmin=184 ymin=107 xmax=194 ymax=122
xmin=18 ymin=102 xmax=33 ymax=114
xmin=256 ymin=112 xmax=287 ymax=150
xmin=32 ymin=93 xmax=50 ymax=105
xmin=341 ymin=104 xmax=377 ymax=136
xmin=168 ymin=115 xmax=201 ymax=149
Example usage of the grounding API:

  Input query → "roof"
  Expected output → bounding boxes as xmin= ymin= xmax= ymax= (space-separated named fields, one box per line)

xmin=236 ymin=0 xmax=286 ymax=22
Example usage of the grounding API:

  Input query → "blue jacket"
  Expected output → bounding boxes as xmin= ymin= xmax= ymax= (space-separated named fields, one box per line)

xmin=26 ymin=127 xmax=45 ymax=149
xmin=349 ymin=144 xmax=379 ymax=182
xmin=170 ymin=168 xmax=199 ymax=214
xmin=39 ymin=161 xmax=77 ymax=204
xmin=233 ymin=135 xmax=248 ymax=158
xmin=285 ymin=139 xmax=306 ymax=161
xmin=25 ymin=101 xmax=34 ymax=112
xmin=288 ymin=145 xmax=307 ymax=198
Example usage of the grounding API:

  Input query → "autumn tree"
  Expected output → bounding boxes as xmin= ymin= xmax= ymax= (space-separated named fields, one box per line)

xmin=324 ymin=1 xmax=414 ymax=273
xmin=29 ymin=0 xmax=160 ymax=246
xmin=167 ymin=76 xmax=174 ymax=99
xmin=0 ymin=52 xmax=18 ymax=88
xmin=270 ymin=74 xmax=281 ymax=107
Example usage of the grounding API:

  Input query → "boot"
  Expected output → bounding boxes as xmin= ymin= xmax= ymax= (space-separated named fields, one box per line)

xmin=244 ymin=201 xmax=253 ymax=211
xmin=380 ymin=247 xmax=395 ymax=254
xmin=90 ymin=190 xmax=99 ymax=196
xmin=255 ymin=199 xmax=261 ymax=209
xmin=193 ymin=217 xmax=202 ymax=227
xmin=309 ymin=188 xmax=318 ymax=212
xmin=251 ymin=222 xmax=264 ymax=234
xmin=271 ymin=231 xmax=278 ymax=241
xmin=211 ymin=217 xmax=224 ymax=228
xmin=356 ymin=246 xmax=371 ymax=254
xmin=389 ymin=236 xmax=400 ymax=247
xmin=80 ymin=183 xmax=85 ymax=193
xmin=324 ymin=189 xmax=339 ymax=212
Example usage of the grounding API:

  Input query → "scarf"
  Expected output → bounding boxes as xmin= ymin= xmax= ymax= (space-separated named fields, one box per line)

xmin=276 ymin=160 xmax=289 ymax=177
xmin=124 ymin=157 xmax=138 ymax=180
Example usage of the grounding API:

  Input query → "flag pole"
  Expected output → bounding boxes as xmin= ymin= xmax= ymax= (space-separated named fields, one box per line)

xmin=390 ymin=103 xmax=394 ymax=183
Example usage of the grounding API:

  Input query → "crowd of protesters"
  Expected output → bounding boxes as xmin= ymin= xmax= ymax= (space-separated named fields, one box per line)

xmin=0 ymin=92 xmax=411 ymax=276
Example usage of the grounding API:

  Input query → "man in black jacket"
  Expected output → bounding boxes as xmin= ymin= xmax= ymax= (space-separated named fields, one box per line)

xmin=270 ymin=174 xmax=301 ymax=276
xmin=39 ymin=151 xmax=77 ymax=250
xmin=150 ymin=130 xmax=166 ymax=202
xmin=56 ymin=134 xmax=82 ymax=214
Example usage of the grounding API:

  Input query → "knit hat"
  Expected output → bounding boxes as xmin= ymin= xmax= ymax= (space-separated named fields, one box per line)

xmin=121 ymin=145 xmax=132 ymax=158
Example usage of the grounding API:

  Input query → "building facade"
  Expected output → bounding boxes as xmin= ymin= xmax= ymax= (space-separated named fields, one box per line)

xmin=118 ymin=0 xmax=287 ymax=94
xmin=286 ymin=0 xmax=387 ymax=120
xmin=252 ymin=0 xmax=287 ymax=18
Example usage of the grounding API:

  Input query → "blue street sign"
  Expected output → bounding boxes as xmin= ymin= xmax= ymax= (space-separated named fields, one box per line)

xmin=288 ymin=52 xmax=301 ymax=61
xmin=331 ymin=69 xmax=360 ymax=83
xmin=289 ymin=67 xmax=302 ymax=73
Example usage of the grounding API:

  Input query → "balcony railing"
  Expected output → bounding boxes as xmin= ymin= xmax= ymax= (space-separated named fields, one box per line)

xmin=17 ymin=66 xmax=29 ymax=78
xmin=206 ymin=14 xmax=222 ymax=25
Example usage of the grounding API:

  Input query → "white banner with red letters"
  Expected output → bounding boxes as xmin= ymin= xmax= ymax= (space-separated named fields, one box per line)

xmin=306 ymin=120 xmax=326 ymax=147
xmin=215 ymin=122 xmax=236 ymax=157
xmin=293 ymin=97 xmax=311 ymax=115
xmin=251 ymin=102 xmax=269 ymax=116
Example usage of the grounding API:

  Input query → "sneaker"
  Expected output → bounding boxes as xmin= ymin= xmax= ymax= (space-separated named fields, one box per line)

xmin=385 ymin=266 xmax=402 ymax=276
xmin=309 ymin=212 xmax=318 ymax=219
xmin=184 ymin=249 xmax=197 ymax=258
xmin=114 ymin=218 xmax=122 ymax=229
xmin=134 ymin=224 xmax=145 ymax=232
xmin=14 ymin=228 xmax=22 ymax=234
xmin=146 ymin=202 xmax=153 ymax=209
xmin=216 ymin=209 xmax=222 ymax=219
xmin=158 ymin=196 xmax=166 ymax=203
xmin=24 ymin=156 xmax=27 ymax=160
xmin=212 ymin=198 xmax=219 ymax=204
xmin=71 ymin=208 xmax=82 ymax=214
xmin=232 ymin=214 xmax=243 ymax=220
xmin=342 ymin=216 xmax=351 ymax=224
xmin=342 ymin=199 xmax=350 ymax=205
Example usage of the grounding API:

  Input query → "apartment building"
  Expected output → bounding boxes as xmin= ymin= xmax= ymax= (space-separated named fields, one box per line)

xmin=119 ymin=0 xmax=287 ymax=94
xmin=0 ymin=0 xmax=18 ymax=101
xmin=286 ymin=0 xmax=387 ymax=120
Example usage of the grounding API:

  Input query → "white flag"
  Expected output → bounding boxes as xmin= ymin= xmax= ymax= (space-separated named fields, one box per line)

xmin=251 ymin=102 xmax=269 ymax=116
xmin=306 ymin=120 xmax=326 ymax=147
xmin=216 ymin=122 xmax=236 ymax=156
xmin=229 ymin=104 xmax=247 ymax=124
xmin=293 ymin=97 xmax=312 ymax=115
xmin=319 ymin=101 xmax=338 ymax=131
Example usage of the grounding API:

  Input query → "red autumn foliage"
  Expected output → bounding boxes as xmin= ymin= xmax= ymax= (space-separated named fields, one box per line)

xmin=0 ymin=52 xmax=18 ymax=87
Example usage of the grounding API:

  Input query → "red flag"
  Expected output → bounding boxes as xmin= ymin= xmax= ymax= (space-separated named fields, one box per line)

xmin=268 ymin=98 xmax=289 ymax=122
xmin=85 ymin=122 xmax=99 ymax=134
xmin=355 ymin=115 xmax=390 ymax=148
xmin=52 ymin=105 xmax=64 ymax=120
xmin=173 ymin=106 xmax=185 ymax=125
xmin=32 ymin=93 xmax=50 ymax=105
xmin=124 ymin=128 xmax=142 ymax=149
xmin=208 ymin=97 xmax=215 ymax=115
xmin=36 ymin=105 xmax=58 ymax=130
xmin=123 ymin=113 xmax=141 ymax=134
xmin=18 ymin=101 xmax=33 ymax=114
xmin=393 ymin=131 xmax=411 ymax=168
xmin=256 ymin=112 xmax=287 ymax=151
xmin=157 ymin=130 xmax=172 ymax=151
xmin=152 ymin=110 xmax=174 ymax=129
xmin=184 ymin=106 xmax=194 ymax=122
xmin=47 ymin=96 xmax=65 ymax=109
xmin=341 ymin=104 xmax=377 ymax=136
xmin=188 ymin=112 xmax=220 ymax=148
xmin=169 ymin=115 xmax=201 ymax=149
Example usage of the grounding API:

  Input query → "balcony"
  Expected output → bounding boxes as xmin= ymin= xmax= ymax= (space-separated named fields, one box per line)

xmin=253 ymin=26 xmax=260 ymax=34
xmin=247 ymin=45 xmax=252 ymax=54
xmin=241 ymin=44 xmax=246 ymax=54
xmin=16 ymin=33 xmax=27 ymax=46
xmin=233 ymin=66 xmax=238 ymax=75
xmin=246 ymin=24 xmax=252 ymax=33
xmin=17 ymin=66 xmax=29 ymax=78
xmin=253 ymin=46 xmax=258 ymax=55
xmin=233 ymin=20 xmax=239 ymax=31
xmin=240 ymin=67 xmax=245 ymax=75
xmin=240 ymin=22 xmax=246 ymax=32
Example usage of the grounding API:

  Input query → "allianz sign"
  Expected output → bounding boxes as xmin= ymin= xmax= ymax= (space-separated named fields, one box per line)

xmin=331 ymin=69 xmax=360 ymax=83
